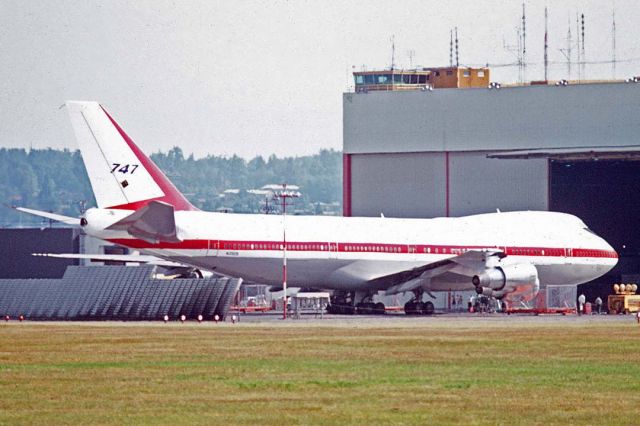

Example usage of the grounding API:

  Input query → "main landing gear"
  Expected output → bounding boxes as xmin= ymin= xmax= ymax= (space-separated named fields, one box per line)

xmin=326 ymin=291 xmax=386 ymax=315
xmin=326 ymin=290 xmax=356 ymax=315
xmin=327 ymin=290 xmax=435 ymax=315
xmin=404 ymin=289 xmax=435 ymax=316
xmin=355 ymin=294 xmax=386 ymax=315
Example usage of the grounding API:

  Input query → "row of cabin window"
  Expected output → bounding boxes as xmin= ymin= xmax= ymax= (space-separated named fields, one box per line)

xmin=575 ymin=249 xmax=611 ymax=258
xmin=510 ymin=248 xmax=540 ymax=256
xmin=224 ymin=243 xmax=328 ymax=251
xmin=221 ymin=244 xmax=582 ymax=257
xmin=509 ymin=248 xmax=563 ymax=256
xmin=225 ymin=243 xmax=280 ymax=250
xmin=344 ymin=245 xmax=402 ymax=253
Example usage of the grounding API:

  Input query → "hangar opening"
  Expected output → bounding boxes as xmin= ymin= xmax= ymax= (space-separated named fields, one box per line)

xmin=549 ymin=159 xmax=640 ymax=293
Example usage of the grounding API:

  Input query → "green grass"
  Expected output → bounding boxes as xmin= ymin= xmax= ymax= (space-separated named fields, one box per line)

xmin=1 ymin=319 xmax=640 ymax=425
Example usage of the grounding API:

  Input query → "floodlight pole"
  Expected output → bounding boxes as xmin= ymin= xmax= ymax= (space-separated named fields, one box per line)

xmin=283 ymin=193 xmax=288 ymax=320
xmin=275 ymin=184 xmax=300 ymax=320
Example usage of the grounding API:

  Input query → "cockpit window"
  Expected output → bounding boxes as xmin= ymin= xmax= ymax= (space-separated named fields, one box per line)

xmin=584 ymin=227 xmax=599 ymax=236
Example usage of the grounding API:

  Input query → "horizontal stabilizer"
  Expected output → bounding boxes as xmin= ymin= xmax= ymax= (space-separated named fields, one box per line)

xmin=12 ymin=206 xmax=80 ymax=226
xmin=106 ymin=200 xmax=181 ymax=243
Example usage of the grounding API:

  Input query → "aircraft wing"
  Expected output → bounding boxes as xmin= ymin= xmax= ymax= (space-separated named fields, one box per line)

xmin=374 ymin=249 xmax=506 ymax=295
xmin=12 ymin=206 xmax=80 ymax=226
xmin=32 ymin=253 xmax=184 ymax=267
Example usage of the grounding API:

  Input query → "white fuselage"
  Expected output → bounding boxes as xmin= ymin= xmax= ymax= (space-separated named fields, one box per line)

xmin=83 ymin=209 xmax=618 ymax=292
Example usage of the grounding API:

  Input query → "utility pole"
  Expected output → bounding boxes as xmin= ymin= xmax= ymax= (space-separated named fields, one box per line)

xmin=273 ymin=184 xmax=300 ymax=319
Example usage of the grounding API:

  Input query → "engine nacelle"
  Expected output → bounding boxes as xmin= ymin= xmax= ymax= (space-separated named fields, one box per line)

xmin=472 ymin=263 xmax=540 ymax=302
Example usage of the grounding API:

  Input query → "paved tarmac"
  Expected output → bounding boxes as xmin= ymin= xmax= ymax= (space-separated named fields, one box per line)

xmin=3 ymin=311 xmax=637 ymax=328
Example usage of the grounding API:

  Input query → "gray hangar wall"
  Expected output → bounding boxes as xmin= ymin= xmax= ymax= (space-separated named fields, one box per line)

xmin=349 ymin=152 xmax=547 ymax=218
xmin=343 ymin=82 xmax=640 ymax=218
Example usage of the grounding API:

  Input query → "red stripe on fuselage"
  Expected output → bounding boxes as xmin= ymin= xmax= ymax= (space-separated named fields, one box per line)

xmin=106 ymin=238 xmax=618 ymax=259
xmin=100 ymin=106 xmax=197 ymax=211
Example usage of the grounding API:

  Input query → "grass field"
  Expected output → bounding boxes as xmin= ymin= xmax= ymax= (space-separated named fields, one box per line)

xmin=1 ymin=317 xmax=640 ymax=425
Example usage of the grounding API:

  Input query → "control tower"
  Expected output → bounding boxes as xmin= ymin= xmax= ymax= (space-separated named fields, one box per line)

xmin=353 ymin=66 xmax=490 ymax=92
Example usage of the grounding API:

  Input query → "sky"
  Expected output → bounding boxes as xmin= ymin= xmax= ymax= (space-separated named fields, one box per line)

xmin=1 ymin=0 xmax=639 ymax=159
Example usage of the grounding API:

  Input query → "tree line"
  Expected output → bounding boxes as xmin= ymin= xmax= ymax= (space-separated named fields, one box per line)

xmin=0 ymin=147 xmax=343 ymax=227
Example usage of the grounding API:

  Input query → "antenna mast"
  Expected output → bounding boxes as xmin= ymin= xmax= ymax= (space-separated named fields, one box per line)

xmin=455 ymin=27 xmax=459 ymax=67
xmin=450 ymin=29 xmax=453 ymax=67
xmin=390 ymin=35 xmax=396 ymax=70
xmin=581 ymin=13 xmax=586 ymax=79
xmin=612 ymin=7 xmax=617 ymax=78
xmin=504 ymin=4 xmax=526 ymax=83
xmin=559 ymin=15 xmax=572 ymax=79
xmin=522 ymin=2 xmax=527 ymax=81
xmin=544 ymin=7 xmax=548 ymax=82
xmin=576 ymin=13 xmax=581 ymax=81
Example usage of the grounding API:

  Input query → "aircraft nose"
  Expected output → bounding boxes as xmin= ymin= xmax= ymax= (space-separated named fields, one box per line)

xmin=599 ymin=238 xmax=618 ymax=272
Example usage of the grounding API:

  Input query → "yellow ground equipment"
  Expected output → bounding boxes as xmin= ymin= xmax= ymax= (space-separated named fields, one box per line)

xmin=607 ymin=284 xmax=640 ymax=314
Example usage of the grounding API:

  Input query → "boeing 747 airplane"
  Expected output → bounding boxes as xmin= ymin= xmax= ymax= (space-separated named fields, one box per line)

xmin=17 ymin=101 xmax=618 ymax=315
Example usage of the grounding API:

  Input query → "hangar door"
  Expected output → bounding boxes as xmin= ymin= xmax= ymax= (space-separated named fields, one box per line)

xmin=549 ymin=159 xmax=640 ymax=280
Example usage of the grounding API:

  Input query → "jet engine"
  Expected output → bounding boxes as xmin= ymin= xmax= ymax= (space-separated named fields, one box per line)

xmin=472 ymin=263 xmax=540 ymax=302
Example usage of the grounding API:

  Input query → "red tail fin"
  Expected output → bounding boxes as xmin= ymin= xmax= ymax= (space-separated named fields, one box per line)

xmin=102 ymin=107 xmax=197 ymax=211
xmin=66 ymin=101 xmax=197 ymax=211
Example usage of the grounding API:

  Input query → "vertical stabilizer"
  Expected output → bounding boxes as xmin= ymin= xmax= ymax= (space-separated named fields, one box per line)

xmin=66 ymin=101 xmax=196 ymax=211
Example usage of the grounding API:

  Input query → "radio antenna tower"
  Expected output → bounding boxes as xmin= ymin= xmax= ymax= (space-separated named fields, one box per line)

xmin=544 ymin=7 xmax=549 ymax=82
xmin=612 ymin=7 xmax=617 ymax=78
xmin=390 ymin=35 xmax=396 ymax=70
xmin=504 ymin=4 xmax=526 ymax=83
xmin=522 ymin=2 xmax=527 ymax=81
xmin=576 ymin=12 xmax=581 ymax=81
xmin=581 ymin=13 xmax=586 ymax=79
xmin=449 ymin=29 xmax=453 ymax=67
xmin=455 ymin=27 xmax=459 ymax=67
xmin=559 ymin=15 xmax=572 ymax=79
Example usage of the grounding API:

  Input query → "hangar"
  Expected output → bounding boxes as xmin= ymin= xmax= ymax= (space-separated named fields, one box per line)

xmin=343 ymin=70 xmax=640 ymax=287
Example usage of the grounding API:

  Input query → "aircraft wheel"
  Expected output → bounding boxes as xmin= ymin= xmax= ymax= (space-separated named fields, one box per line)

xmin=422 ymin=301 xmax=435 ymax=316
xmin=374 ymin=302 xmax=386 ymax=315
xmin=404 ymin=301 xmax=419 ymax=315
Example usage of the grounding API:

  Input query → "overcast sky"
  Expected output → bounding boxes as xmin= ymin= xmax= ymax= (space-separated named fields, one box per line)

xmin=1 ymin=0 xmax=639 ymax=159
